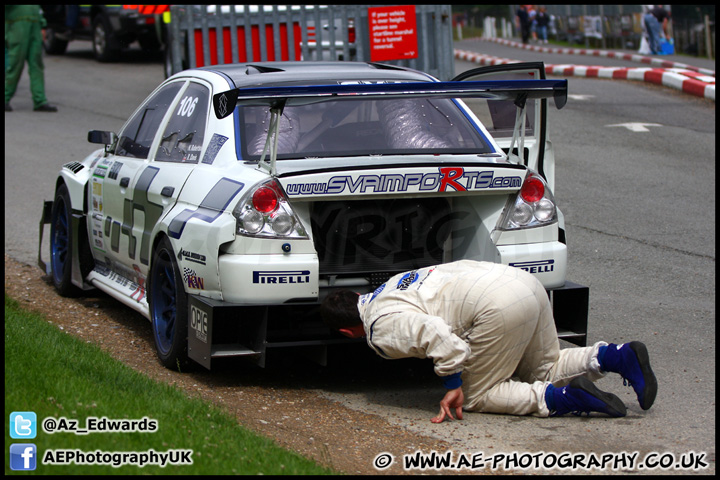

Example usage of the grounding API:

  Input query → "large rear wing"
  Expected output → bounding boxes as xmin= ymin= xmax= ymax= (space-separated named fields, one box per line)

xmin=212 ymin=79 xmax=567 ymax=119
xmin=212 ymin=79 xmax=568 ymax=175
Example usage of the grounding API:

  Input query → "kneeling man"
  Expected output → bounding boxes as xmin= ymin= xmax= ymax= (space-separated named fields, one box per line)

xmin=321 ymin=260 xmax=657 ymax=423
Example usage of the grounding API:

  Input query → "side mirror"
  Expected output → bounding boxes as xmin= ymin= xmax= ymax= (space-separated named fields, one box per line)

xmin=88 ymin=130 xmax=116 ymax=144
xmin=87 ymin=130 xmax=118 ymax=154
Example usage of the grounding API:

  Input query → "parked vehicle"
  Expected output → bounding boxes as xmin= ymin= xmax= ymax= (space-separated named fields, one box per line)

xmin=39 ymin=61 xmax=587 ymax=371
xmin=41 ymin=5 xmax=168 ymax=62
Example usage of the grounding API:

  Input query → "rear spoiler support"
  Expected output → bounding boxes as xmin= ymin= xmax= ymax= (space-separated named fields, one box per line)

xmin=506 ymin=91 xmax=531 ymax=165
xmin=256 ymin=102 xmax=285 ymax=177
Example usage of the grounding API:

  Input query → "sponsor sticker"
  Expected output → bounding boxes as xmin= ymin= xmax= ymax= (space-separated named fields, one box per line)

xmin=285 ymin=167 xmax=522 ymax=197
xmin=252 ymin=270 xmax=311 ymax=285
xmin=190 ymin=304 xmax=208 ymax=343
xmin=509 ymin=259 xmax=555 ymax=274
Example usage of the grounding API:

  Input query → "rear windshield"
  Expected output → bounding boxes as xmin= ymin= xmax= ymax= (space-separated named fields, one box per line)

xmin=236 ymin=97 xmax=494 ymax=160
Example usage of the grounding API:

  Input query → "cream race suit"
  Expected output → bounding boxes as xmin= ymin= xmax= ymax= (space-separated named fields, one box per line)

xmin=357 ymin=260 xmax=607 ymax=416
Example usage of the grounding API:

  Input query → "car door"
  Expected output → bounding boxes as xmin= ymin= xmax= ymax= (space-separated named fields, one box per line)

xmin=92 ymin=81 xmax=182 ymax=281
xmin=452 ymin=62 xmax=557 ymax=191
xmin=95 ymin=79 xmax=209 ymax=283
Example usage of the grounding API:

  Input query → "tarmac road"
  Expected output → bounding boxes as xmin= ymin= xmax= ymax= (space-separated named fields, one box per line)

xmin=5 ymin=39 xmax=715 ymax=475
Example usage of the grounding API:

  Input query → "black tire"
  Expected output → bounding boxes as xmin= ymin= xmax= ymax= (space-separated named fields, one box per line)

xmin=92 ymin=15 xmax=120 ymax=62
xmin=50 ymin=184 xmax=80 ymax=297
xmin=163 ymin=46 xmax=174 ymax=79
xmin=148 ymin=236 xmax=189 ymax=370
xmin=43 ymin=27 xmax=69 ymax=55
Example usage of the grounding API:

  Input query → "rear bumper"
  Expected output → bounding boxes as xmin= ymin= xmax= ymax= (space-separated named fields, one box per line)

xmin=498 ymin=241 xmax=567 ymax=289
xmin=187 ymin=294 xmax=362 ymax=369
xmin=188 ymin=277 xmax=589 ymax=370
xmin=217 ymin=253 xmax=319 ymax=303
xmin=548 ymin=281 xmax=588 ymax=347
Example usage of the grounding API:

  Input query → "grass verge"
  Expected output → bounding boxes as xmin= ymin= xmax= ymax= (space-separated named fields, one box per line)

xmin=4 ymin=293 xmax=337 ymax=475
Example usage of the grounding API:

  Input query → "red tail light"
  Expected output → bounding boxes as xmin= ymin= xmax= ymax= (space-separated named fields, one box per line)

xmin=520 ymin=175 xmax=545 ymax=203
xmin=252 ymin=186 xmax=279 ymax=213
xmin=234 ymin=180 xmax=308 ymax=239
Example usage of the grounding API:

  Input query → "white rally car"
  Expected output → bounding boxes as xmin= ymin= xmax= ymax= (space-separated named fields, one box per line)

xmin=39 ymin=61 xmax=588 ymax=370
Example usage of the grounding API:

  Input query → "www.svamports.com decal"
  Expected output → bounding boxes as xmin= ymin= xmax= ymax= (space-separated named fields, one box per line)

xmin=285 ymin=167 xmax=522 ymax=196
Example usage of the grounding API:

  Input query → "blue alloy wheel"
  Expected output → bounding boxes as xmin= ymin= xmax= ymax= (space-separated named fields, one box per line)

xmin=50 ymin=184 xmax=78 ymax=296
xmin=149 ymin=236 xmax=189 ymax=369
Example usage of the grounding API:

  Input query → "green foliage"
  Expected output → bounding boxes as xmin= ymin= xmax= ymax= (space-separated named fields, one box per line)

xmin=5 ymin=294 xmax=337 ymax=475
xmin=670 ymin=5 xmax=715 ymax=23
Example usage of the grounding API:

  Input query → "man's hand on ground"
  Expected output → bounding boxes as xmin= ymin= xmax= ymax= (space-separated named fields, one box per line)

xmin=431 ymin=387 xmax=464 ymax=423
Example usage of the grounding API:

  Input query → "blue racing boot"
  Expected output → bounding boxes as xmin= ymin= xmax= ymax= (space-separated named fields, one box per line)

xmin=599 ymin=342 xmax=657 ymax=410
xmin=546 ymin=377 xmax=627 ymax=417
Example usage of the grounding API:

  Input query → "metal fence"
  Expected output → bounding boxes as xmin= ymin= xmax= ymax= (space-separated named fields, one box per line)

xmin=499 ymin=5 xmax=714 ymax=58
xmin=167 ymin=5 xmax=455 ymax=80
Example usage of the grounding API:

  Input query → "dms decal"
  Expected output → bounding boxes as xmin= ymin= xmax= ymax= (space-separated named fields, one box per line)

xmin=509 ymin=259 xmax=555 ymax=274
xmin=253 ymin=270 xmax=311 ymax=285
xmin=285 ymin=167 xmax=522 ymax=196
xmin=178 ymin=248 xmax=207 ymax=265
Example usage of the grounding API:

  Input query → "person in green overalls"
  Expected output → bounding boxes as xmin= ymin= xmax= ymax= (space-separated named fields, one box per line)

xmin=5 ymin=5 xmax=57 ymax=112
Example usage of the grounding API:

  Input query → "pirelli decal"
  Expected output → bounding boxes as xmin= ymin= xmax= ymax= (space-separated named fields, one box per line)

xmin=509 ymin=259 xmax=555 ymax=274
xmin=253 ymin=270 xmax=311 ymax=285
xmin=284 ymin=167 xmax=523 ymax=196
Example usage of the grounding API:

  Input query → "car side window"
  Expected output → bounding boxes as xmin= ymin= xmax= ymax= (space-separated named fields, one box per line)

xmin=115 ymin=83 xmax=182 ymax=159
xmin=156 ymin=82 xmax=209 ymax=163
